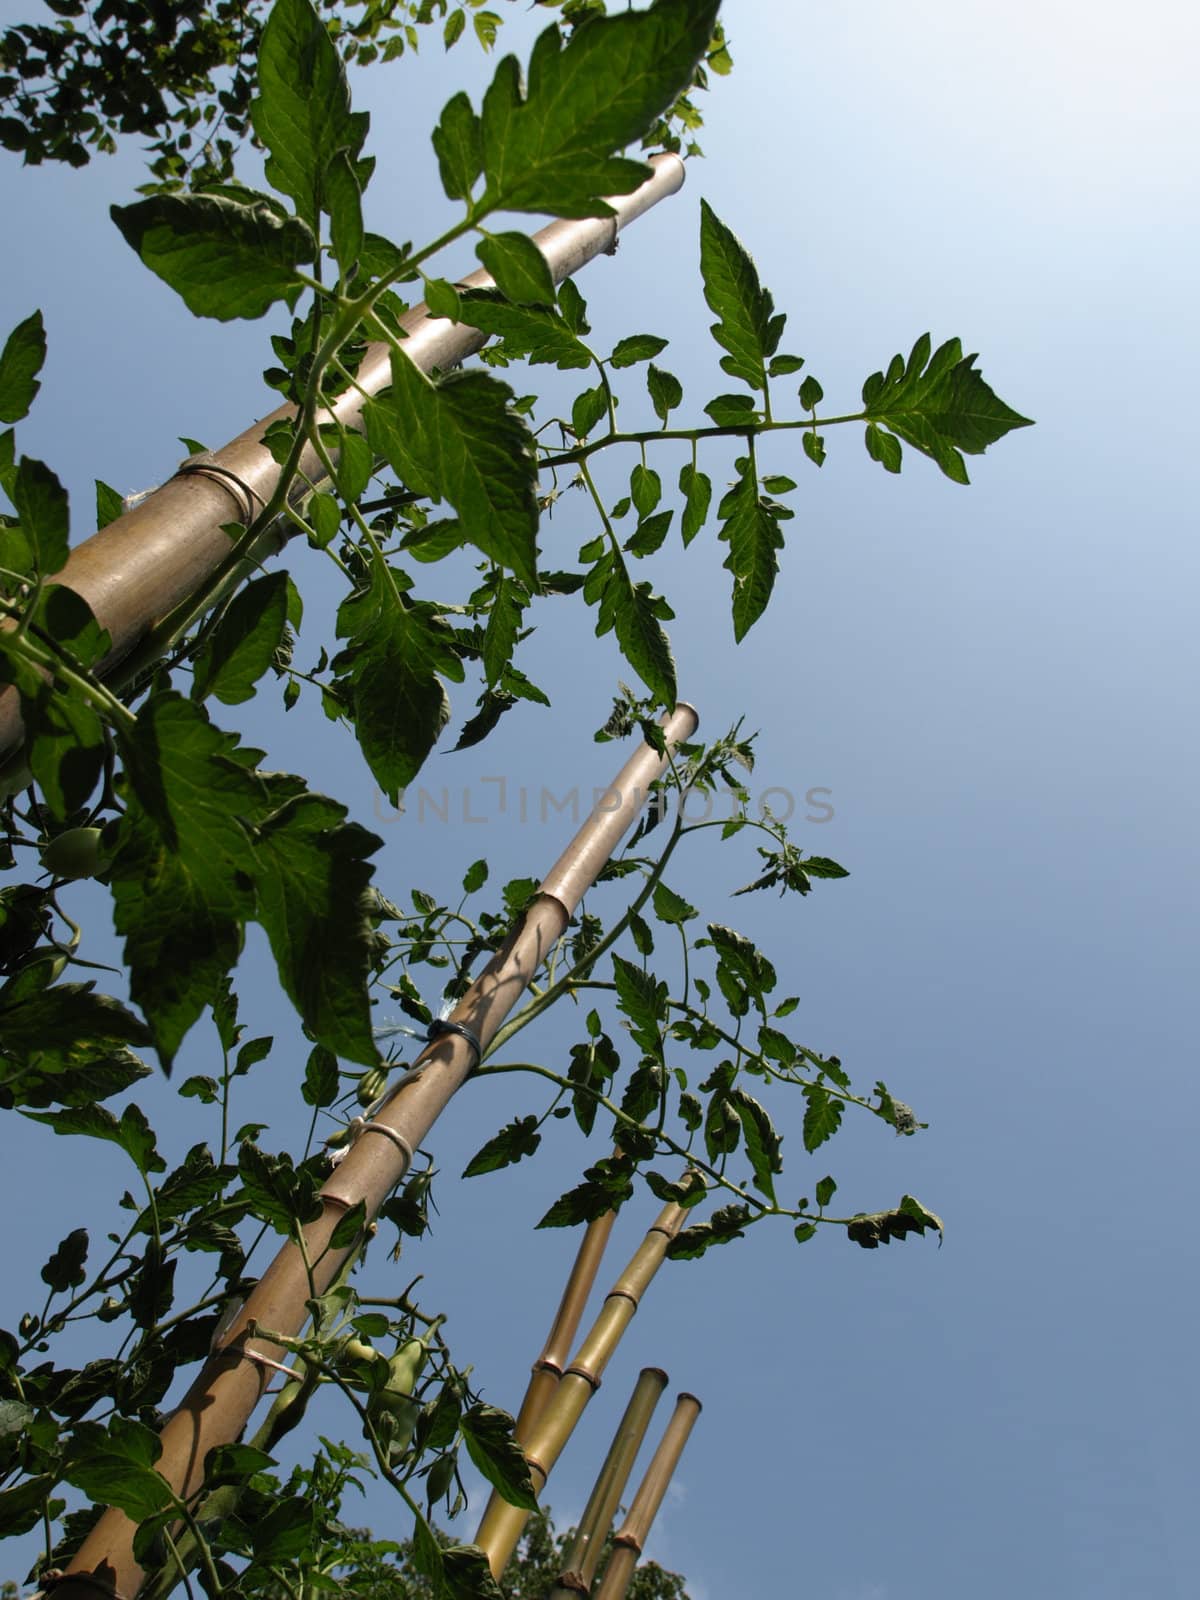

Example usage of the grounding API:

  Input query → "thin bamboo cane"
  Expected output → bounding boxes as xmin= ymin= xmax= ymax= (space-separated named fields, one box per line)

xmin=548 ymin=1367 xmax=668 ymax=1600
xmin=53 ymin=704 xmax=698 ymax=1600
xmin=0 ymin=154 xmax=685 ymax=785
xmin=474 ymin=1187 xmax=696 ymax=1579
xmin=591 ymin=1393 xmax=702 ymax=1600
xmin=514 ymin=1207 xmax=618 ymax=1445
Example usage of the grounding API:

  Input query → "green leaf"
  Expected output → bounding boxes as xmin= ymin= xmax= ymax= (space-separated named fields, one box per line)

xmin=41 ymin=1227 xmax=88 ymax=1291
xmin=630 ymin=464 xmax=661 ymax=517
xmin=95 ymin=478 xmax=124 ymax=529
xmin=462 ymin=1114 xmax=541 ymax=1177
xmin=590 ymin=556 xmax=677 ymax=707
xmin=678 ymin=462 xmax=711 ymax=546
xmin=647 ymin=362 xmax=682 ymax=423
xmin=864 ymin=422 xmax=902 ymax=473
xmin=191 ymin=571 xmax=290 ymax=705
xmin=111 ymin=194 xmax=315 ymax=321
xmin=815 ymin=1174 xmax=837 ymax=1208
xmin=302 ymin=1044 xmax=339 ymax=1107
xmin=699 ymin=199 xmax=784 ymax=392
xmin=572 ymin=383 xmax=608 ymax=438
xmin=847 ymin=1195 xmax=944 ymax=1249
xmin=479 ymin=1 xmax=719 ymax=217
xmin=108 ymin=696 xmax=262 ymax=1066
xmin=0 ymin=311 xmax=46 ymax=423
xmin=11 ymin=455 xmax=68 ymax=573
xmin=625 ymin=510 xmax=672 ymax=557
xmin=424 ymin=276 xmax=463 ymax=321
xmin=652 ymin=881 xmax=697 ymax=924
xmin=482 ymin=574 xmax=522 ymax=689
xmin=862 ymin=334 xmax=1033 ymax=484
xmin=802 ymin=1084 xmax=844 ymax=1153
xmin=667 ymin=1202 xmax=752 ymax=1260
xmin=25 ymin=1102 xmax=163 ymax=1176
xmin=251 ymin=0 xmax=367 ymax=219
xmin=610 ymin=334 xmax=668 ymax=369
xmin=325 ymin=149 xmax=365 ymax=272
xmin=728 ymin=1087 xmax=782 ymax=1201
xmin=477 ymin=232 xmax=556 ymax=306
xmin=802 ymin=430 xmax=826 ymax=468
xmin=432 ymin=90 xmax=483 ymax=201
xmin=365 ymin=356 xmax=539 ymax=587
xmin=0 ymin=1476 xmax=61 ymax=1538
xmin=798 ymin=375 xmax=823 ymax=410
xmin=704 ymin=392 xmax=758 ymax=428
xmin=460 ymin=1404 xmax=538 ymax=1510
xmin=454 ymin=289 xmax=591 ymax=370
xmin=251 ymin=1495 xmax=316 ymax=1563
xmin=768 ymin=353 xmax=805 ymax=376
xmin=718 ymin=458 xmax=784 ymax=641
xmin=444 ymin=8 xmax=467 ymax=49
xmin=462 ymin=858 xmax=488 ymax=894
xmin=557 ymin=277 xmax=589 ymax=335
xmin=334 ymin=559 xmax=463 ymax=801
xmin=251 ymin=793 xmax=382 ymax=1067
xmin=64 ymin=1420 xmax=176 ymax=1516
xmin=0 ymin=982 xmax=150 ymax=1108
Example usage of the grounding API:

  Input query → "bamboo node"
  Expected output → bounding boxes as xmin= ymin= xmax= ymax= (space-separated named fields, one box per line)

xmin=612 ymin=1531 xmax=644 ymax=1555
xmin=172 ymin=450 xmax=265 ymax=525
xmin=554 ymin=1571 xmax=590 ymax=1595
xmin=563 ymin=1362 xmax=603 ymax=1391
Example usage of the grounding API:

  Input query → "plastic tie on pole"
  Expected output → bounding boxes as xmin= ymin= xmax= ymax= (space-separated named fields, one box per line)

xmin=172 ymin=450 xmax=265 ymax=526
xmin=427 ymin=1016 xmax=482 ymax=1073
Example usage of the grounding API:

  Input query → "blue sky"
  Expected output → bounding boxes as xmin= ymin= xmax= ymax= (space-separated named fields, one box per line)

xmin=3 ymin=1 xmax=1199 ymax=1595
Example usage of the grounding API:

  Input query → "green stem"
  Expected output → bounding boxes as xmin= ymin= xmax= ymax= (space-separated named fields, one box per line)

xmin=541 ymin=411 xmax=868 ymax=471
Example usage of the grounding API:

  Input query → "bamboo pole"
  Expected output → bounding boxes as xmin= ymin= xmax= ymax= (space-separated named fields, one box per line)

xmin=474 ymin=1187 xmax=696 ymax=1579
xmin=514 ymin=1207 xmax=618 ymax=1445
xmin=54 ymin=703 xmax=699 ymax=1600
xmin=591 ymin=1393 xmax=702 ymax=1600
xmin=548 ymin=1367 xmax=668 ymax=1600
xmin=0 ymin=153 xmax=686 ymax=784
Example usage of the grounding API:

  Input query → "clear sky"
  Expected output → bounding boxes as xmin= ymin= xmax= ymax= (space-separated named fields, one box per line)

xmin=3 ymin=2 xmax=1199 ymax=1597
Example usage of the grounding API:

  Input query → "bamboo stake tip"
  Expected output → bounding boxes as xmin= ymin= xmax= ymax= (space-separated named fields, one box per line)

xmin=639 ymin=1366 xmax=670 ymax=1384
xmin=677 ymin=1392 xmax=702 ymax=1410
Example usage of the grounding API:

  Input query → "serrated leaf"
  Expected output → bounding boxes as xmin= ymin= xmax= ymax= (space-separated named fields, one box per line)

xmin=26 ymin=1101 xmax=163 ymax=1175
xmin=717 ymin=459 xmax=784 ymax=641
xmin=863 ymin=334 xmax=1033 ymax=484
xmin=454 ymin=289 xmax=591 ymax=369
xmin=847 ymin=1195 xmax=944 ymax=1249
xmin=251 ymin=1495 xmax=316 ymax=1563
xmin=0 ymin=982 xmax=150 ymax=1109
xmin=365 ymin=355 xmax=538 ymax=587
xmin=0 ymin=1475 xmax=60 ymax=1539
xmin=864 ymin=422 xmax=902 ymax=474
xmin=64 ymin=1418 xmax=174 ymax=1520
xmin=482 ymin=574 xmax=522 ymax=689
xmin=704 ymin=392 xmax=758 ymax=428
xmin=334 ymin=559 xmax=463 ymax=800
xmin=802 ymin=1084 xmax=844 ymax=1153
xmin=192 ymin=571 xmax=290 ymax=706
xmin=699 ymin=199 xmax=783 ymax=391
xmin=325 ymin=148 xmax=364 ymax=272
xmin=251 ymin=0 xmax=367 ymax=219
xmin=479 ymin=2 xmax=719 ymax=218
xmin=462 ymin=1114 xmax=541 ymax=1177
xmin=592 ymin=558 xmax=676 ymax=707
xmin=41 ymin=1227 xmax=88 ymax=1291
xmin=10 ymin=455 xmax=68 ymax=574
xmin=667 ymin=1202 xmax=752 ymax=1260
xmin=728 ymin=1087 xmax=782 ymax=1201
xmin=432 ymin=88 xmax=483 ymax=202
xmin=652 ymin=880 xmax=697 ymax=924
xmin=111 ymin=195 xmax=315 ymax=321
xmin=461 ymin=1404 xmax=538 ymax=1510
xmin=0 ymin=311 xmax=45 ymax=423
xmin=477 ymin=231 xmax=555 ymax=306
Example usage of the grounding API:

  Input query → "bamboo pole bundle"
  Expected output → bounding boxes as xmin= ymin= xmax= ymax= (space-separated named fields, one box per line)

xmin=591 ymin=1393 xmax=702 ymax=1600
xmin=54 ymin=703 xmax=699 ymax=1600
xmin=0 ymin=153 xmax=686 ymax=783
xmin=474 ymin=1187 xmax=697 ymax=1579
xmin=548 ymin=1367 xmax=668 ymax=1599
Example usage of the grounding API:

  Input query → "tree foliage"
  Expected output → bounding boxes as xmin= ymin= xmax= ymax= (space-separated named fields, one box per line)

xmin=0 ymin=0 xmax=1027 ymax=1593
